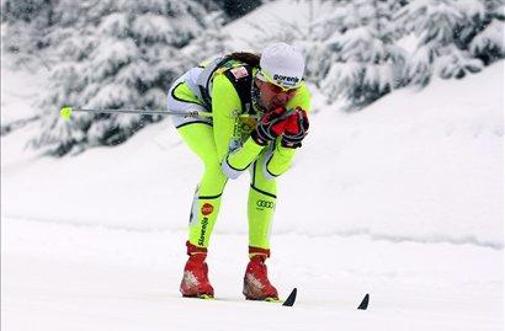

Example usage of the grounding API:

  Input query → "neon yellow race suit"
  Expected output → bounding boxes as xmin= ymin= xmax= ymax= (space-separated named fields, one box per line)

xmin=167 ymin=56 xmax=311 ymax=251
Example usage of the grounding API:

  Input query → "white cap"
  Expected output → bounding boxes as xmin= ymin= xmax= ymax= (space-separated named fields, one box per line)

xmin=259 ymin=42 xmax=305 ymax=89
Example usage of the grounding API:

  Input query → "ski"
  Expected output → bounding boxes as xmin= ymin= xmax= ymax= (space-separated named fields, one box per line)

xmin=250 ymin=287 xmax=297 ymax=306
xmin=184 ymin=289 xmax=368 ymax=310
xmin=184 ymin=288 xmax=298 ymax=307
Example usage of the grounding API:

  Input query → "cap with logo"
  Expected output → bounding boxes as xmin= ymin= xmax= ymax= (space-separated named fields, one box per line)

xmin=257 ymin=42 xmax=305 ymax=90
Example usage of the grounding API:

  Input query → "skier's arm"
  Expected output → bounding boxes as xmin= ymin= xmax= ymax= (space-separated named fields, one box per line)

xmin=262 ymin=84 xmax=312 ymax=179
xmin=211 ymin=74 xmax=266 ymax=179
xmin=261 ymin=139 xmax=297 ymax=178
xmin=224 ymin=137 xmax=266 ymax=179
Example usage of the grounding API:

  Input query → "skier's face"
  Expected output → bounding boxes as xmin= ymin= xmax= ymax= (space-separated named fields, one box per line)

xmin=255 ymin=79 xmax=298 ymax=110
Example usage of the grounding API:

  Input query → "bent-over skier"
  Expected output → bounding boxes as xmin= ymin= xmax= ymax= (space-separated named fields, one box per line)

xmin=167 ymin=42 xmax=311 ymax=300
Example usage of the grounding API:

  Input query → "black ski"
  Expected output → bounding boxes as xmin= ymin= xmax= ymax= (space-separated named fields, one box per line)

xmin=186 ymin=288 xmax=298 ymax=306
xmin=185 ymin=289 xmax=366 ymax=310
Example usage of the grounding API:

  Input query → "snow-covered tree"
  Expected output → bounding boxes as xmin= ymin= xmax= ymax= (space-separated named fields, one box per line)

xmin=28 ymin=0 xmax=219 ymax=156
xmin=3 ymin=0 xmax=504 ymax=156
xmin=1 ymin=0 xmax=56 ymax=67
xmin=468 ymin=0 xmax=505 ymax=65
xmin=397 ymin=0 xmax=504 ymax=86
xmin=222 ymin=0 xmax=262 ymax=19
xmin=180 ymin=10 xmax=231 ymax=64
xmin=315 ymin=0 xmax=407 ymax=107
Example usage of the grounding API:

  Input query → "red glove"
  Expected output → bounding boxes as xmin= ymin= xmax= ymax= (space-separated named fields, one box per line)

xmin=251 ymin=107 xmax=290 ymax=145
xmin=281 ymin=108 xmax=309 ymax=148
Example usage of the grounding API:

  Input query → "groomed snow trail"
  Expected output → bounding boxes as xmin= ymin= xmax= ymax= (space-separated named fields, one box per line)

xmin=2 ymin=218 xmax=502 ymax=331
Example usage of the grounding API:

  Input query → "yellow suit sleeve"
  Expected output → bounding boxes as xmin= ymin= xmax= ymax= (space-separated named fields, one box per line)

xmin=263 ymin=139 xmax=297 ymax=178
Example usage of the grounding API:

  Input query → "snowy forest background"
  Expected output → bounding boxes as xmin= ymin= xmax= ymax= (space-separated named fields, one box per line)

xmin=1 ymin=0 xmax=504 ymax=156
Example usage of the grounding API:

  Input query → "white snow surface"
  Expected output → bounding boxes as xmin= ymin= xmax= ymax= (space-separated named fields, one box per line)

xmin=2 ymin=218 xmax=502 ymax=331
xmin=1 ymin=37 xmax=504 ymax=331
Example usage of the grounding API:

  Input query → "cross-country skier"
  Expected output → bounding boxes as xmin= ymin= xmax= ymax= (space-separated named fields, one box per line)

xmin=167 ymin=42 xmax=311 ymax=300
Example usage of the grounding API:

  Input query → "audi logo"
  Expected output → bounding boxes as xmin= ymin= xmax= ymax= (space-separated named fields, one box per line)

xmin=256 ymin=200 xmax=274 ymax=208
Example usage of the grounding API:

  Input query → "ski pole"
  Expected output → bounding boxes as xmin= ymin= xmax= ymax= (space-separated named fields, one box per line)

xmin=59 ymin=105 xmax=214 ymax=121
xmin=59 ymin=106 xmax=257 ymax=121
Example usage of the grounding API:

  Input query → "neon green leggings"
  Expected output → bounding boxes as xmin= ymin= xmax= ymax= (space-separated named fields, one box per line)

xmin=178 ymin=123 xmax=277 ymax=250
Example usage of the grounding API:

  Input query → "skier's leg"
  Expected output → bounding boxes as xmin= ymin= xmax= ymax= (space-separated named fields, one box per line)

xmin=243 ymin=149 xmax=279 ymax=300
xmin=177 ymin=123 xmax=227 ymax=249
xmin=247 ymin=149 xmax=277 ymax=252
xmin=177 ymin=123 xmax=227 ymax=298
xmin=168 ymin=77 xmax=226 ymax=298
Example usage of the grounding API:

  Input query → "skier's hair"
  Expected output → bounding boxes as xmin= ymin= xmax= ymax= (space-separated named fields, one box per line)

xmin=227 ymin=52 xmax=261 ymax=67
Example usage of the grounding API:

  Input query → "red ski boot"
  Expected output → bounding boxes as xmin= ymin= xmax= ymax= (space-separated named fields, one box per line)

xmin=243 ymin=248 xmax=278 ymax=301
xmin=180 ymin=241 xmax=214 ymax=298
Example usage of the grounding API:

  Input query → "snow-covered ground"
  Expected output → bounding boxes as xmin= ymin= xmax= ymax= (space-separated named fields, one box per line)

xmin=1 ymin=25 xmax=503 ymax=331
xmin=2 ymin=218 xmax=502 ymax=331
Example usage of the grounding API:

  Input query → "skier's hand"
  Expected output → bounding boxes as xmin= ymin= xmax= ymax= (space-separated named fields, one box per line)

xmin=281 ymin=108 xmax=309 ymax=148
xmin=251 ymin=107 xmax=290 ymax=145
